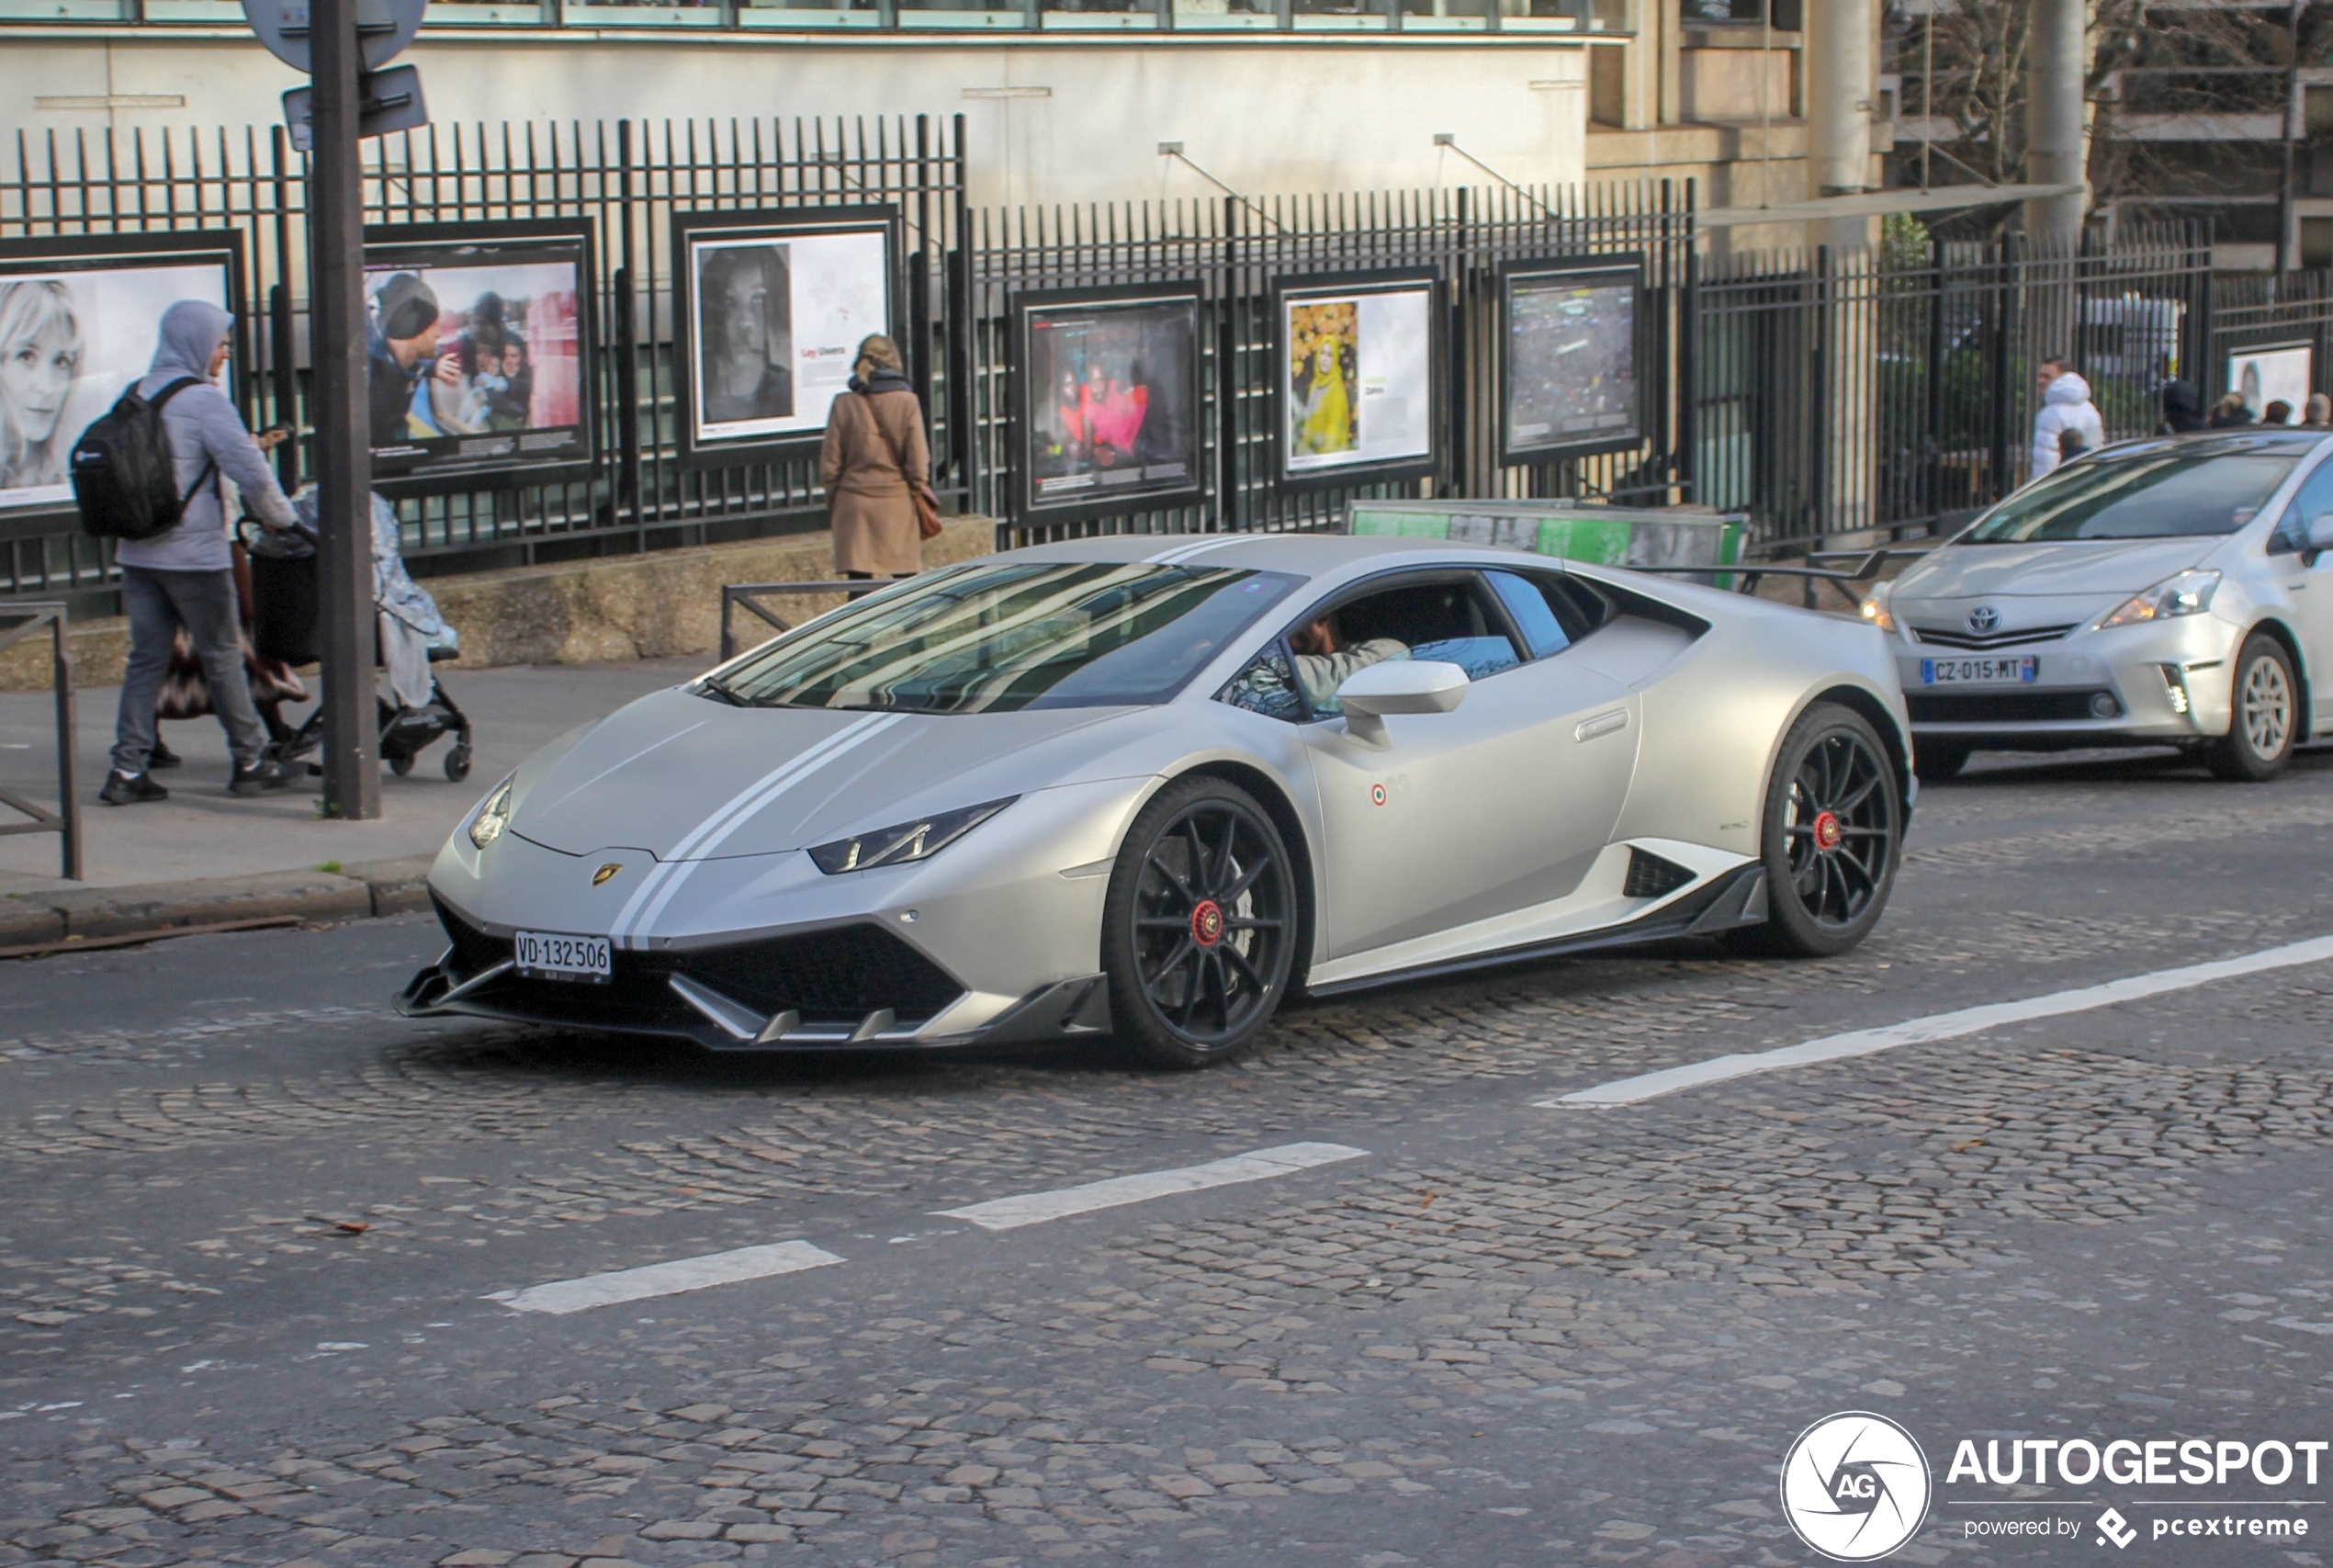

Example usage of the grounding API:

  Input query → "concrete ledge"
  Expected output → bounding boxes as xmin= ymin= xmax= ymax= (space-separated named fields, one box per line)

xmin=343 ymin=855 xmax=437 ymax=917
xmin=0 ymin=514 xmax=996 ymax=692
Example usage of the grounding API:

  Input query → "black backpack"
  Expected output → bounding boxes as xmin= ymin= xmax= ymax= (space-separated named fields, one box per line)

xmin=69 ymin=377 xmax=216 ymax=542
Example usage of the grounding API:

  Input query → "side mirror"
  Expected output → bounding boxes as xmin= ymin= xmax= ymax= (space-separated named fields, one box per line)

xmin=2309 ymin=512 xmax=2333 ymax=553
xmin=1337 ymin=660 xmax=1468 ymax=744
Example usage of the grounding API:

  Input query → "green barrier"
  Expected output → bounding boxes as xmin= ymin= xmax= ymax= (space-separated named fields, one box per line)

xmin=1347 ymin=500 xmax=1745 ymax=587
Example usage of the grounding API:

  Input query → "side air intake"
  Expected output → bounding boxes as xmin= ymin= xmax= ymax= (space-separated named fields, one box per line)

xmin=1623 ymin=848 xmax=1696 ymax=900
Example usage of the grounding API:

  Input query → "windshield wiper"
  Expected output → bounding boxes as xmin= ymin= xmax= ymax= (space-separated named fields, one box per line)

xmin=695 ymin=674 xmax=752 ymax=707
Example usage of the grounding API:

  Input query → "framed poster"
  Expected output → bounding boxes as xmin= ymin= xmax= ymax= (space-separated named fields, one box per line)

xmin=1272 ymin=267 xmax=1442 ymax=492
xmin=672 ymin=205 xmax=898 ymax=466
xmin=1010 ymin=283 xmax=1204 ymax=521
xmin=1499 ymin=256 xmax=1643 ymax=465
xmin=0 ymin=230 xmax=245 ymax=524
xmin=2226 ymin=342 xmax=2313 ymax=423
xmin=364 ymin=219 xmax=597 ymax=491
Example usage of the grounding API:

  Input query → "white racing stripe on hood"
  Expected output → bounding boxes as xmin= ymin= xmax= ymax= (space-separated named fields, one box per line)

xmin=1144 ymin=536 xmax=1248 ymax=566
xmin=611 ymin=713 xmax=906 ymax=949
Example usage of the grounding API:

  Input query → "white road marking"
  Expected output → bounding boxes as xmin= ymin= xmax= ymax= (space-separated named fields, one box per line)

xmin=1543 ymin=933 xmax=2333 ymax=1109
xmin=488 ymin=1240 xmax=844 ymax=1315
xmin=935 ymin=1141 xmax=1369 ymax=1232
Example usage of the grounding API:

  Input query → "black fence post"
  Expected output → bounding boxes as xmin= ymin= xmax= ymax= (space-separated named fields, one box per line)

xmin=1924 ymin=233 xmax=1944 ymax=535
xmin=910 ymin=113 xmax=934 ymax=447
xmin=1990 ymin=230 xmax=2021 ymax=505
xmin=614 ymin=118 xmax=642 ymax=546
xmin=1675 ymin=200 xmax=1697 ymax=506
xmin=268 ymin=124 xmax=299 ymax=495
xmin=1809 ymin=244 xmax=1831 ymax=591
xmin=1217 ymin=193 xmax=1241 ymax=534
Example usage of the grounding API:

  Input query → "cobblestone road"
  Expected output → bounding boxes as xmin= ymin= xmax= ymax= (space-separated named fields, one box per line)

xmin=5 ymin=747 xmax=2331 ymax=1568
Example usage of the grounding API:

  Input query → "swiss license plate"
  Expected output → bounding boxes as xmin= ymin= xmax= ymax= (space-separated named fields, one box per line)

xmin=514 ymin=930 xmax=612 ymax=983
xmin=1921 ymin=655 xmax=2039 ymax=686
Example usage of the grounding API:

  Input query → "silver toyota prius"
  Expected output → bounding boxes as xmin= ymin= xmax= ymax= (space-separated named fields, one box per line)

xmin=1867 ymin=429 xmax=2333 ymax=782
xmin=400 ymin=534 xmax=1910 ymax=1067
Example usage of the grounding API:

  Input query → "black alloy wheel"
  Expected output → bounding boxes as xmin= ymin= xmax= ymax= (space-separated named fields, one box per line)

xmin=1730 ymin=702 xmax=1903 ymax=958
xmin=1101 ymin=775 xmax=1299 ymax=1069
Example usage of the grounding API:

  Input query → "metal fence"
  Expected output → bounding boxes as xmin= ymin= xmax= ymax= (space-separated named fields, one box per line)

xmin=1689 ymin=225 xmax=2219 ymax=555
xmin=966 ymin=183 xmax=1695 ymax=547
xmin=1 ymin=115 xmax=969 ymax=603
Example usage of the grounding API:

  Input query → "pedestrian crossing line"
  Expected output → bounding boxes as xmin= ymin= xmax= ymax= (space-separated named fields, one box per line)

xmin=1540 ymin=932 xmax=2333 ymax=1110
xmin=488 ymin=1240 xmax=845 ymax=1315
xmin=934 ymin=1141 xmax=1370 ymax=1232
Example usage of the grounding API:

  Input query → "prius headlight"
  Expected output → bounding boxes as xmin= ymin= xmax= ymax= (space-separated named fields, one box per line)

xmin=809 ymin=796 xmax=1019 ymax=875
xmin=2097 ymin=569 xmax=2222 ymax=630
xmin=468 ymin=775 xmax=516 ymax=851
xmin=1859 ymin=581 xmax=1898 ymax=633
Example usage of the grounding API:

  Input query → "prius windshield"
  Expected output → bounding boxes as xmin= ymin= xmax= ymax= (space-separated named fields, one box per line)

xmin=1965 ymin=436 xmax=2309 ymax=543
xmin=706 ymin=561 xmax=1302 ymax=714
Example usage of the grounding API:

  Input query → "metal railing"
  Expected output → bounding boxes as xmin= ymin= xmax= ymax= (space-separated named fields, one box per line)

xmin=0 ymin=603 xmax=81 ymax=882
xmin=718 ymin=580 xmax=866 ymax=660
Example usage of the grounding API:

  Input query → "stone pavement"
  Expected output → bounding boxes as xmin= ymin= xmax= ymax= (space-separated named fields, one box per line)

xmin=5 ymin=746 xmax=2333 ymax=1567
xmin=0 ymin=658 xmax=702 ymax=897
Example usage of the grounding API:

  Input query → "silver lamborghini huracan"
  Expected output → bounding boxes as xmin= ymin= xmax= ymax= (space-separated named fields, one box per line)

xmin=399 ymin=534 xmax=1913 ymax=1067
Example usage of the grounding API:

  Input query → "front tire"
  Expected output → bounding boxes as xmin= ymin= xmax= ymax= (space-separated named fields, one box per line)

xmin=1729 ymin=702 xmax=1903 ymax=959
xmin=1101 ymin=776 xmax=1300 ymax=1070
xmin=2209 ymin=634 xmax=2296 ymax=783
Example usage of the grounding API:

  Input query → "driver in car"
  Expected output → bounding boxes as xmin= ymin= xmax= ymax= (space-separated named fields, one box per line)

xmin=1289 ymin=613 xmax=1407 ymax=713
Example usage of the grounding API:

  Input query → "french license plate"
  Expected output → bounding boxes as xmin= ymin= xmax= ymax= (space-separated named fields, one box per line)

xmin=1921 ymin=655 xmax=2039 ymax=686
xmin=514 ymin=930 xmax=612 ymax=983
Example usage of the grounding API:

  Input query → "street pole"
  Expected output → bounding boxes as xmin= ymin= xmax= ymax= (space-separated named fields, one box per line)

xmin=306 ymin=0 xmax=380 ymax=820
xmin=2023 ymin=0 xmax=2087 ymax=252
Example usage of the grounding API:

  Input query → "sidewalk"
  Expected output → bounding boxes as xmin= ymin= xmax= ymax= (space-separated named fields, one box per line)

xmin=0 ymin=656 xmax=702 ymax=945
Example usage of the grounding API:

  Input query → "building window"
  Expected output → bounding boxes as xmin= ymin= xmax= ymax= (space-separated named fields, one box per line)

xmin=1292 ymin=0 xmax=1390 ymax=31
xmin=1174 ymin=0 xmax=1277 ymax=28
xmin=1043 ymin=0 xmax=1157 ymax=29
xmin=562 ymin=0 xmax=726 ymax=23
xmin=1401 ymin=0 xmax=1493 ymax=31
xmin=741 ymin=0 xmax=882 ymax=28
xmin=2303 ymin=217 xmax=2333 ymax=271
xmin=898 ymin=0 xmax=1026 ymax=27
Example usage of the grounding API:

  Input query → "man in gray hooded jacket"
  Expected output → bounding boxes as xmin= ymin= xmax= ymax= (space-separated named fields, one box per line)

xmin=102 ymin=299 xmax=300 ymax=804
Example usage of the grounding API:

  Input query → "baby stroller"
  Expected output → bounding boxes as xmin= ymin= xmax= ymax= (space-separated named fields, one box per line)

xmin=245 ymin=491 xmax=475 ymax=783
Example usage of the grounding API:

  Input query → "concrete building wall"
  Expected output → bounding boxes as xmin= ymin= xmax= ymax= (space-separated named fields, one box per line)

xmin=0 ymin=31 xmax=1592 ymax=209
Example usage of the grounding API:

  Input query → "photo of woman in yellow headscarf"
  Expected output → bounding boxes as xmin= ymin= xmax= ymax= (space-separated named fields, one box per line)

xmin=1289 ymin=299 xmax=1358 ymax=457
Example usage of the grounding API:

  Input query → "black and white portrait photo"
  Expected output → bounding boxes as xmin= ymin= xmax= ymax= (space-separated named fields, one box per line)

xmin=695 ymin=242 xmax=795 ymax=428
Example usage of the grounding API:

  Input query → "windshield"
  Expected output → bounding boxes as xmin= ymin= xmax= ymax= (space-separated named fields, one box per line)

xmin=1965 ymin=441 xmax=2302 ymax=543
xmin=708 ymin=561 xmax=1302 ymax=714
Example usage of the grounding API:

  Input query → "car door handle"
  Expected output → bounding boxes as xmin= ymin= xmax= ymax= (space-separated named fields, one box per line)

xmin=1574 ymin=709 xmax=1629 ymax=742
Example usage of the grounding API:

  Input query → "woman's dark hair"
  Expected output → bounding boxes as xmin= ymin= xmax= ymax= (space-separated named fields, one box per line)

xmin=2159 ymin=379 xmax=2206 ymax=434
xmin=700 ymin=246 xmax=790 ymax=364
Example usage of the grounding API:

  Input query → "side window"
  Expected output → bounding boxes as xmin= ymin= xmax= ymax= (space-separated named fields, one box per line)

xmin=1219 ymin=643 xmax=1305 ymax=723
xmin=2276 ymin=458 xmax=2333 ymax=552
xmin=1486 ymin=570 xmax=1608 ymax=659
xmin=1282 ymin=575 xmax=1524 ymax=717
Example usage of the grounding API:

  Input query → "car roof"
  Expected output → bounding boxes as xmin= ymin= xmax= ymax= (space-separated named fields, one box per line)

xmin=2089 ymin=429 xmax=2333 ymax=462
xmin=990 ymin=531 xmax=1551 ymax=581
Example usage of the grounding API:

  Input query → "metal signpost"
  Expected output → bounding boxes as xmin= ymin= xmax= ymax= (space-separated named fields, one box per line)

xmin=242 ymin=0 xmax=427 ymax=820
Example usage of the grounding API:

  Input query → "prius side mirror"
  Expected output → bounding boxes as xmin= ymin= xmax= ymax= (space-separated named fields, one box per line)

xmin=2309 ymin=512 xmax=2333 ymax=554
xmin=1337 ymin=660 xmax=1468 ymax=744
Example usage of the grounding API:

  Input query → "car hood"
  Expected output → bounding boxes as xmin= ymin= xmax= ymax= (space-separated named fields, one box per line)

xmin=510 ymin=688 xmax=1143 ymax=861
xmin=1896 ymin=537 xmax=2215 ymax=600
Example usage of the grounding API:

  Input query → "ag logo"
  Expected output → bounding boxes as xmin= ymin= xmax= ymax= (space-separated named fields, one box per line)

xmin=1779 ymin=1411 xmax=1933 ymax=1562
xmin=592 ymin=863 xmax=623 ymax=886
xmin=1967 ymin=605 xmax=2001 ymax=636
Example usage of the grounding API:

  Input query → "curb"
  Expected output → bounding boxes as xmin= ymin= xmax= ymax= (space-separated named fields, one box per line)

xmin=0 ymin=854 xmax=434 ymax=953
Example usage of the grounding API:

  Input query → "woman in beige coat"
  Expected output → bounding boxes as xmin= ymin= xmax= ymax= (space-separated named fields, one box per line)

xmin=820 ymin=334 xmax=935 ymax=581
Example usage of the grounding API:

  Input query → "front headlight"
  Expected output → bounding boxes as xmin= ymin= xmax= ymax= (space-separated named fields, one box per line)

xmin=468 ymin=775 xmax=515 ymax=850
xmin=808 ymin=796 xmax=1018 ymax=875
xmin=1859 ymin=581 xmax=1897 ymax=633
xmin=2096 ymin=569 xmax=2222 ymax=630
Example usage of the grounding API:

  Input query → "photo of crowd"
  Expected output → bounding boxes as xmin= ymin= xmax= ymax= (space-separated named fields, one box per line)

xmin=1505 ymin=265 xmax=1640 ymax=459
xmin=364 ymin=234 xmax=587 ymax=479
xmin=1024 ymin=293 xmax=1200 ymax=513
xmin=0 ymin=250 xmax=233 ymax=514
xmin=1288 ymin=299 xmax=1359 ymax=459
